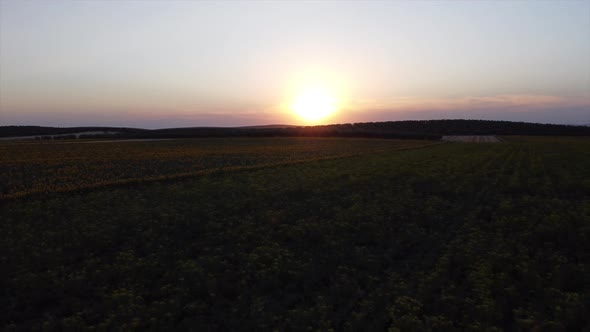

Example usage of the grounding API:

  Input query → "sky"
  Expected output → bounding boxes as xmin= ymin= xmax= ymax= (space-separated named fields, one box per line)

xmin=1 ymin=0 xmax=589 ymax=128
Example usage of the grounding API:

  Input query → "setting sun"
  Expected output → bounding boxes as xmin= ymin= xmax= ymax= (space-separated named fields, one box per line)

xmin=290 ymin=86 xmax=338 ymax=123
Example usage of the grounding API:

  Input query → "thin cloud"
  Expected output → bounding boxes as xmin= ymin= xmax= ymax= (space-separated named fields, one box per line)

xmin=346 ymin=94 xmax=589 ymax=113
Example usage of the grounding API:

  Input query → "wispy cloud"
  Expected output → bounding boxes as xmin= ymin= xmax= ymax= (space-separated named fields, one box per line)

xmin=346 ymin=94 xmax=588 ymax=113
xmin=340 ymin=94 xmax=589 ymax=125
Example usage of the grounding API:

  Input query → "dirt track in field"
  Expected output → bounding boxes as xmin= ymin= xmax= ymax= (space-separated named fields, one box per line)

xmin=442 ymin=135 xmax=502 ymax=143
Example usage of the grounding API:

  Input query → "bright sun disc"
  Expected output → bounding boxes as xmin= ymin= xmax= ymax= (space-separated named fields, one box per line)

xmin=290 ymin=86 xmax=337 ymax=122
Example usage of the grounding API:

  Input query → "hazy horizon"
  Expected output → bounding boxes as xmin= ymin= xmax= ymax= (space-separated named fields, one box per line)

xmin=1 ymin=0 xmax=589 ymax=128
xmin=2 ymin=117 xmax=590 ymax=131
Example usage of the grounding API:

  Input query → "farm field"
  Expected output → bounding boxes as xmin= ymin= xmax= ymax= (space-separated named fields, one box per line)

xmin=0 ymin=138 xmax=433 ymax=200
xmin=1 ymin=136 xmax=589 ymax=330
xmin=442 ymin=135 xmax=502 ymax=143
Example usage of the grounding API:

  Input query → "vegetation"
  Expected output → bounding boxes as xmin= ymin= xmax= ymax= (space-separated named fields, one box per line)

xmin=0 ymin=138 xmax=431 ymax=199
xmin=3 ymin=119 xmax=589 ymax=140
xmin=1 ymin=136 xmax=589 ymax=330
xmin=0 ymin=126 xmax=146 ymax=138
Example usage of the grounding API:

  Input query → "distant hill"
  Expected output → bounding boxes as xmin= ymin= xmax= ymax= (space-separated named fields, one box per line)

xmin=124 ymin=120 xmax=590 ymax=139
xmin=0 ymin=126 xmax=147 ymax=138
xmin=238 ymin=124 xmax=296 ymax=129
xmin=334 ymin=119 xmax=590 ymax=136
xmin=2 ymin=120 xmax=589 ymax=140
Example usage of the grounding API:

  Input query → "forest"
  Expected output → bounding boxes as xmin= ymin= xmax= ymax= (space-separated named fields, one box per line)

xmin=1 ymin=136 xmax=588 ymax=330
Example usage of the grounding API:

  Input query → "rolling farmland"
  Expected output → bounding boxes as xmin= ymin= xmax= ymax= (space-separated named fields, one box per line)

xmin=1 ymin=136 xmax=589 ymax=330
xmin=0 ymin=138 xmax=433 ymax=200
xmin=441 ymin=135 xmax=502 ymax=143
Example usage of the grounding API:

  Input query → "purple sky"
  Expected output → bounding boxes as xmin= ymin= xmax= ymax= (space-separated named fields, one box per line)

xmin=1 ymin=1 xmax=589 ymax=128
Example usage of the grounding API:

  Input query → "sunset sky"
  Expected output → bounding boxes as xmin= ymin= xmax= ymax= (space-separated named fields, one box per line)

xmin=1 ymin=0 xmax=589 ymax=128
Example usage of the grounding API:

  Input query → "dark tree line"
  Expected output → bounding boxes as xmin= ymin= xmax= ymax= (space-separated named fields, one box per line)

xmin=3 ymin=120 xmax=589 ymax=140
xmin=0 ymin=126 xmax=146 ymax=138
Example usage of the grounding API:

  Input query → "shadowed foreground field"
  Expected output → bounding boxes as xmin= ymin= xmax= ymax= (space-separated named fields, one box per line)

xmin=1 ymin=137 xmax=589 ymax=330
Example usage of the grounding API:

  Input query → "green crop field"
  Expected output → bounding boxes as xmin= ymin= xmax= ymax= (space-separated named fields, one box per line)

xmin=0 ymin=138 xmax=434 ymax=200
xmin=1 ymin=137 xmax=589 ymax=331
